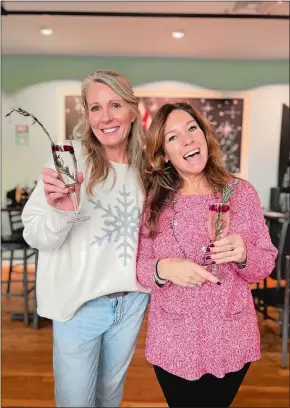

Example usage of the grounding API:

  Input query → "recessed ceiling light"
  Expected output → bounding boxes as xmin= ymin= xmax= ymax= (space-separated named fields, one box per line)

xmin=172 ymin=31 xmax=184 ymax=39
xmin=40 ymin=27 xmax=53 ymax=36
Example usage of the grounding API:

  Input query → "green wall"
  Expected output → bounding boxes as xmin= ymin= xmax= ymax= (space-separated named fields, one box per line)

xmin=2 ymin=55 xmax=289 ymax=93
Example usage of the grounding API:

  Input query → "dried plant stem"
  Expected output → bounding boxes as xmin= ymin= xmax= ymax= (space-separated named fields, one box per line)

xmin=53 ymin=153 xmax=76 ymax=183
xmin=5 ymin=107 xmax=53 ymax=143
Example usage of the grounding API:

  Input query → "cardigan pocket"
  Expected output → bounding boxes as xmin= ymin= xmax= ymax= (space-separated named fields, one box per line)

xmin=224 ymin=304 xmax=248 ymax=320
xmin=158 ymin=305 xmax=185 ymax=321
xmin=223 ymin=287 xmax=253 ymax=320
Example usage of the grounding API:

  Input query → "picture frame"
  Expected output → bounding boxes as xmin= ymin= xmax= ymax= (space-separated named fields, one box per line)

xmin=135 ymin=89 xmax=250 ymax=179
xmin=58 ymin=87 xmax=250 ymax=179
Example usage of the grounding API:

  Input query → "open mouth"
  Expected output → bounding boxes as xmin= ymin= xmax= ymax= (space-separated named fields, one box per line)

xmin=101 ymin=126 xmax=120 ymax=134
xmin=183 ymin=149 xmax=200 ymax=160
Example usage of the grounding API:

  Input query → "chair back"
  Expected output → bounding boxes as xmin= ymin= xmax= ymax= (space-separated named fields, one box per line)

xmin=8 ymin=209 xmax=24 ymax=236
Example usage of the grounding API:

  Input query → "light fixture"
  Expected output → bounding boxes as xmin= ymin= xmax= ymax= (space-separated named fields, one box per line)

xmin=172 ymin=31 xmax=184 ymax=39
xmin=40 ymin=27 xmax=53 ymax=36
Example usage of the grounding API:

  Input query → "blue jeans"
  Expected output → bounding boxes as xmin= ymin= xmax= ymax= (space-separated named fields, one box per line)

xmin=53 ymin=291 xmax=149 ymax=407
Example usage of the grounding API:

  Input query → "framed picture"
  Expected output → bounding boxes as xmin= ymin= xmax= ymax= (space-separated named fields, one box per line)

xmin=135 ymin=89 xmax=250 ymax=179
xmin=58 ymin=88 xmax=250 ymax=179
xmin=57 ymin=87 xmax=82 ymax=141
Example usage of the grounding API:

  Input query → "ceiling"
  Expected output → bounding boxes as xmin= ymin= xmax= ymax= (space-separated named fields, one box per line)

xmin=1 ymin=1 xmax=289 ymax=59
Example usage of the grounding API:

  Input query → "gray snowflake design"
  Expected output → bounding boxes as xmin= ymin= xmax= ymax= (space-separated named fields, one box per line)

xmin=89 ymin=186 xmax=141 ymax=266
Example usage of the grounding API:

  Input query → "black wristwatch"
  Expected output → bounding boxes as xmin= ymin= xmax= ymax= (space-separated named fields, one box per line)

xmin=236 ymin=258 xmax=247 ymax=269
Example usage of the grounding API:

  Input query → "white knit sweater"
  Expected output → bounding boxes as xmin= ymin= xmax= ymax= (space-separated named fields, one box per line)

xmin=22 ymin=141 xmax=148 ymax=321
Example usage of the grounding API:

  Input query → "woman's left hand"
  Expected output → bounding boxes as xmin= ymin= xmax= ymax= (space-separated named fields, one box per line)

xmin=209 ymin=234 xmax=247 ymax=264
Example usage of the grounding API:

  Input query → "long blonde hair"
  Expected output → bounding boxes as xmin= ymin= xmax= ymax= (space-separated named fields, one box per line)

xmin=73 ymin=69 xmax=145 ymax=195
xmin=145 ymin=102 xmax=232 ymax=235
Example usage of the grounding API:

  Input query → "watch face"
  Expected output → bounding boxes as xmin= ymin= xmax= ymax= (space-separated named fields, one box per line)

xmin=238 ymin=262 xmax=247 ymax=269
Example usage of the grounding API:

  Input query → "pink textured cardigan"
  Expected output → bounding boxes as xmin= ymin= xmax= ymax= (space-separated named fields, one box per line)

xmin=137 ymin=180 xmax=277 ymax=380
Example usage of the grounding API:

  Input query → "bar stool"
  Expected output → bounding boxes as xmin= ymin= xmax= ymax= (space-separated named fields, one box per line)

xmin=1 ymin=233 xmax=38 ymax=326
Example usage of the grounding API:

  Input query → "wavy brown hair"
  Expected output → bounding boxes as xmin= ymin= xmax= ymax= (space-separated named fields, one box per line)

xmin=145 ymin=102 xmax=232 ymax=235
xmin=73 ymin=69 xmax=145 ymax=195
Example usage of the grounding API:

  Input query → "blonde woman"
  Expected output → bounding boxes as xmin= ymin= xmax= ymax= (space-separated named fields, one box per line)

xmin=22 ymin=70 xmax=149 ymax=407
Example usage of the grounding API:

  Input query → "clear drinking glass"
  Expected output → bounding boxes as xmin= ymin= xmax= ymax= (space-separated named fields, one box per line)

xmin=51 ymin=141 xmax=90 ymax=223
xmin=202 ymin=202 xmax=230 ymax=278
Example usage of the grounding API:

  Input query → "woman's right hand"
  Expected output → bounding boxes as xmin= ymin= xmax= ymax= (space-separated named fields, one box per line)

xmin=42 ymin=168 xmax=84 ymax=212
xmin=157 ymin=258 xmax=220 ymax=287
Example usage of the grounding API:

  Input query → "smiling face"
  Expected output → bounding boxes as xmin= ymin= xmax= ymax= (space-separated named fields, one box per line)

xmin=86 ymin=82 xmax=136 ymax=160
xmin=163 ymin=109 xmax=208 ymax=179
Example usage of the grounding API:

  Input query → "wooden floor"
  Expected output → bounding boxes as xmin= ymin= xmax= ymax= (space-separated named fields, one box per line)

xmin=1 ymin=268 xmax=289 ymax=407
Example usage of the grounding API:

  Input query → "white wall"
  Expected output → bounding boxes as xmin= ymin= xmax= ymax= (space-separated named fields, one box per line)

xmin=2 ymin=81 xmax=289 ymax=211
xmin=2 ymin=80 xmax=81 ymax=234
xmin=2 ymin=92 xmax=15 ymax=201
xmin=2 ymin=80 xmax=82 ymax=200
xmin=2 ymin=93 xmax=15 ymax=234
xmin=247 ymin=85 xmax=289 ymax=206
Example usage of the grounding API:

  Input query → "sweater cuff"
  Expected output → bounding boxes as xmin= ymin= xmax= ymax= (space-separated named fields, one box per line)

xmin=48 ymin=207 xmax=85 ymax=231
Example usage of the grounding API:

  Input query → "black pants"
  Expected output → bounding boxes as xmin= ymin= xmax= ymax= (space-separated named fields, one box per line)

xmin=153 ymin=362 xmax=251 ymax=407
